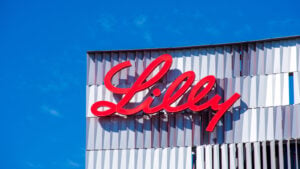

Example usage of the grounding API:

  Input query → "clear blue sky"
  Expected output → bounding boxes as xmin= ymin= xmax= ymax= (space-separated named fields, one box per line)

xmin=0 ymin=0 xmax=299 ymax=168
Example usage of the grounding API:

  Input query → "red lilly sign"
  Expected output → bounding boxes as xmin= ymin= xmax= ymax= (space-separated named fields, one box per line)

xmin=91 ymin=54 xmax=240 ymax=132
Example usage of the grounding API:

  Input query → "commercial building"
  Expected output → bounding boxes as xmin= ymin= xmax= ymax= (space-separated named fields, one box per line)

xmin=86 ymin=36 xmax=300 ymax=169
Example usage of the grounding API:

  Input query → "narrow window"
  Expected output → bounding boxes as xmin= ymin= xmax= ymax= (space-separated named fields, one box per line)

xmin=289 ymin=72 xmax=294 ymax=105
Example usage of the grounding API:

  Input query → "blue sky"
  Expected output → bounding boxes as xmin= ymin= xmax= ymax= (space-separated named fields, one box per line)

xmin=0 ymin=0 xmax=299 ymax=168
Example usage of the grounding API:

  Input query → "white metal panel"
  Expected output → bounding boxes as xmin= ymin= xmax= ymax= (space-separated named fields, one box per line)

xmin=86 ymin=151 xmax=95 ymax=169
xmin=258 ymin=108 xmax=267 ymax=141
xmin=245 ymin=143 xmax=252 ymax=169
xmin=237 ymin=143 xmax=244 ymax=169
xmin=128 ymin=149 xmax=136 ymax=169
xmin=87 ymin=85 xmax=96 ymax=117
xmin=273 ymin=73 xmax=282 ymax=106
xmin=161 ymin=148 xmax=168 ymax=169
xmin=272 ymin=41 xmax=281 ymax=73
xmin=250 ymin=109 xmax=258 ymax=142
xmin=103 ymin=150 xmax=111 ymax=169
xmin=196 ymin=146 xmax=205 ymax=169
xmin=221 ymin=144 xmax=229 ymax=169
xmin=213 ymin=145 xmax=220 ymax=169
xmin=153 ymin=148 xmax=161 ymax=169
xmin=87 ymin=118 xmax=96 ymax=150
xmin=216 ymin=47 xmax=225 ymax=79
xmin=205 ymin=145 xmax=213 ymax=169
xmin=249 ymin=76 xmax=257 ymax=108
xmin=185 ymin=147 xmax=192 ymax=169
xmin=264 ymin=42 xmax=273 ymax=74
xmin=281 ymin=73 xmax=289 ymax=105
xmin=136 ymin=149 xmax=144 ymax=169
xmin=229 ymin=144 xmax=236 ymax=169
xmin=95 ymin=150 xmax=103 ymax=169
xmin=119 ymin=149 xmax=127 ymax=169
xmin=265 ymin=74 xmax=273 ymax=107
xmin=253 ymin=142 xmax=261 ymax=169
xmin=270 ymin=141 xmax=276 ymax=169
xmin=111 ymin=149 xmax=119 ymax=169
xmin=290 ymin=40 xmax=297 ymax=72
xmin=242 ymin=109 xmax=251 ymax=142
xmin=257 ymin=75 xmax=267 ymax=107
xmin=169 ymin=147 xmax=176 ymax=169
xmin=224 ymin=46 xmax=233 ymax=78
xmin=200 ymin=48 xmax=208 ymax=78
xmin=266 ymin=107 xmax=275 ymax=140
xmin=191 ymin=48 xmax=200 ymax=80
xmin=144 ymin=149 xmax=152 ymax=169
xmin=208 ymin=48 xmax=216 ymax=76
xmin=281 ymin=40 xmax=290 ymax=73
xmin=294 ymin=72 xmax=300 ymax=104
xmin=184 ymin=49 xmax=192 ymax=72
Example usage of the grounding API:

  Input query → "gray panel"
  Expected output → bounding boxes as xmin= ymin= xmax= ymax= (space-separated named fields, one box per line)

xmin=224 ymin=46 xmax=233 ymax=78
xmin=184 ymin=114 xmax=192 ymax=146
xmin=96 ymin=53 xmax=104 ymax=85
xmin=238 ymin=143 xmax=244 ymax=169
xmin=232 ymin=45 xmax=241 ymax=77
xmin=242 ymin=45 xmax=250 ymax=76
xmin=152 ymin=115 xmax=160 ymax=148
xmin=283 ymin=106 xmax=292 ymax=140
xmin=261 ymin=141 xmax=268 ymax=169
xmin=143 ymin=116 xmax=152 ymax=148
xmin=270 ymin=141 xmax=276 ymax=169
xmin=87 ymin=53 xmax=96 ymax=85
xmin=216 ymin=47 xmax=225 ymax=79
xmin=249 ymin=43 xmax=257 ymax=76
xmin=256 ymin=42 xmax=265 ymax=75
xmin=127 ymin=116 xmax=135 ymax=148
xmin=160 ymin=114 xmax=168 ymax=147
xmin=246 ymin=143 xmax=252 ymax=169
xmin=176 ymin=113 xmax=184 ymax=147
xmin=264 ymin=42 xmax=273 ymax=74
xmin=135 ymin=116 xmax=144 ymax=148
xmin=193 ymin=114 xmax=201 ymax=146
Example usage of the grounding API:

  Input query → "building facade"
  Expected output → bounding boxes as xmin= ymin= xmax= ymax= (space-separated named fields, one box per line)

xmin=86 ymin=36 xmax=300 ymax=169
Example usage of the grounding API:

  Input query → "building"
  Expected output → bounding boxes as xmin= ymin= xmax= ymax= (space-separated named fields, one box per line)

xmin=86 ymin=36 xmax=300 ymax=169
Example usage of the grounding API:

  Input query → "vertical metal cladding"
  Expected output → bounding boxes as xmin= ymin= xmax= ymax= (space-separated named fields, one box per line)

xmin=86 ymin=36 xmax=300 ymax=169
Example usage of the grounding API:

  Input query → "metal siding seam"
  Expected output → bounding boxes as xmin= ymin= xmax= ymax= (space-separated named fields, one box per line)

xmin=128 ymin=149 xmax=136 ymax=169
xmin=103 ymin=150 xmax=111 ymax=169
xmin=87 ymin=85 xmax=96 ymax=117
xmin=185 ymin=147 xmax=192 ymax=169
xmin=152 ymin=115 xmax=160 ymax=148
xmin=242 ymin=109 xmax=251 ymax=142
xmin=119 ymin=52 xmax=127 ymax=81
xmin=176 ymin=113 xmax=184 ymax=147
xmin=135 ymin=116 xmax=144 ymax=149
xmin=287 ymin=140 xmax=292 ymax=169
xmin=102 ymin=117 xmax=111 ymax=149
xmin=160 ymin=114 xmax=168 ymax=148
xmin=112 ymin=149 xmax=119 ymax=169
xmin=184 ymin=114 xmax=192 ymax=146
xmin=111 ymin=52 xmax=120 ymax=85
xmin=193 ymin=114 xmax=201 ymax=146
xmin=241 ymin=76 xmax=250 ymax=107
xmin=161 ymin=148 xmax=168 ymax=169
xmin=184 ymin=49 xmax=192 ymax=72
xmin=96 ymin=53 xmax=104 ymax=85
xmin=249 ymin=76 xmax=257 ymax=108
xmin=169 ymin=147 xmax=176 ymax=169
xmin=152 ymin=148 xmax=161 ymax=169
xmin=233 ymin=77 xmax=241 ymax=108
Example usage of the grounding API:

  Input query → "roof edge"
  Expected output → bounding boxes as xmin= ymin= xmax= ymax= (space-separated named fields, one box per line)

xmin=87 ymin=35 xmax=300 ymax=54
